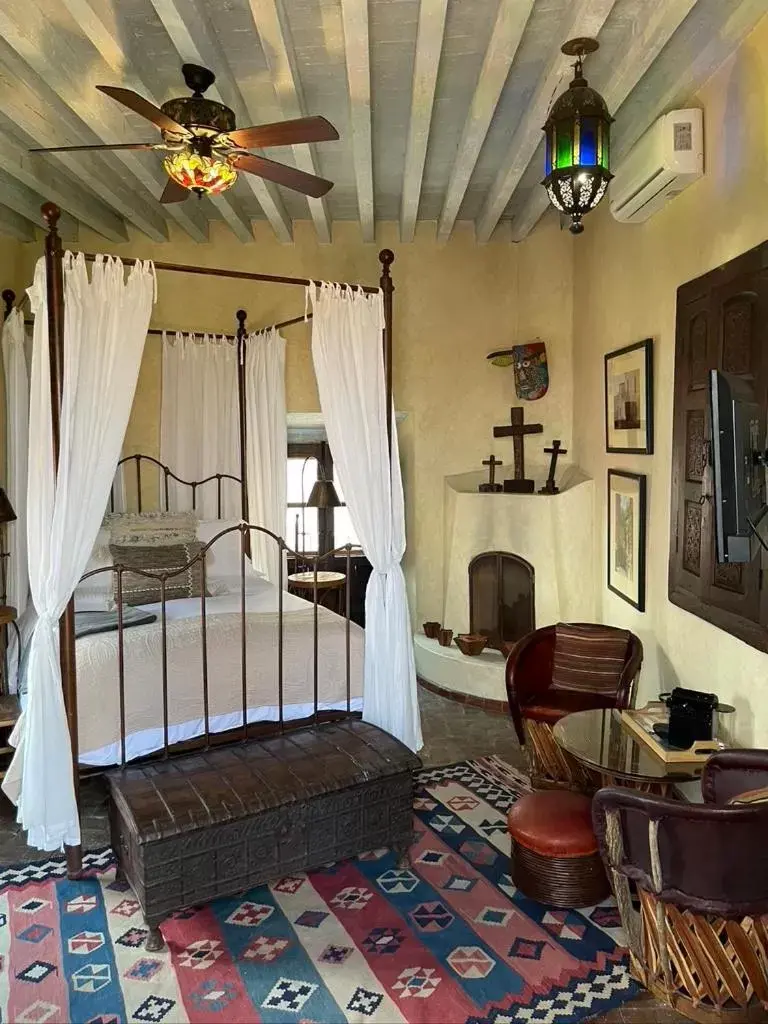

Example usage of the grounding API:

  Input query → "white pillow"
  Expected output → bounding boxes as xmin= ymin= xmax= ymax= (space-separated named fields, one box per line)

xmin=74 ymin=528 xmax=114 ymax=611
xmin=197 ymin=520 xmax=268 ymax=594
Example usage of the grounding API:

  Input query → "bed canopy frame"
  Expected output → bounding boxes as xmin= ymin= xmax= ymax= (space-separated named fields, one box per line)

xmin=5 ymin=201 xmax=396 ymax=876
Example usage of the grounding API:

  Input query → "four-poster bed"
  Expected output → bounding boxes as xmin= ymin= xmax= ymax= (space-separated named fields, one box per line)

xmin=5 ymin=200 xmax=419 ymax=950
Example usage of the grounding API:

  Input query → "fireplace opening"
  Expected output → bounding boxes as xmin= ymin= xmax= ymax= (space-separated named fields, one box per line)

xmin=469 ymin=551 xmax=535 ymax=651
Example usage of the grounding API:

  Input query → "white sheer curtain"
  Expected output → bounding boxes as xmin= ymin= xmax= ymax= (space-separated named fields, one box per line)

xmin=2 ymin=308 xmax=29 ymax=625
xmin=160 ymin=333 xmax=239 ymax=518
xmin=245 ymin=328 xmax=287 ymax=584
xmin=308 ymin=283 xmax=422 ymax=752
xmin=3 ymin=253 xmax=155 ymax=851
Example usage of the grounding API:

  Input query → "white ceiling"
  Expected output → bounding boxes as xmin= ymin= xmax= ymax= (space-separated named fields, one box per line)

xmin=0 ymin=0 xmax=763 ymax=245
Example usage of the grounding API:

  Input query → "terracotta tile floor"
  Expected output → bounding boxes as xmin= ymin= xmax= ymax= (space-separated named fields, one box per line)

xmin=0 ymin=685 xmax=685 ymax=1022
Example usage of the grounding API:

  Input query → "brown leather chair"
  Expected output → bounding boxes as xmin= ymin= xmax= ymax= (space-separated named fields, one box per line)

xmin=593 ymin=750 xmax=768 ymax=1023
xmin=506 ymin=623 xmax=643 ymax=788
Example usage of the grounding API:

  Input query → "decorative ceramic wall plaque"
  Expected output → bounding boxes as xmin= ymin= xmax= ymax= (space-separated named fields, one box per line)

xmin=513 ymin=341 xmax=549 ymax=401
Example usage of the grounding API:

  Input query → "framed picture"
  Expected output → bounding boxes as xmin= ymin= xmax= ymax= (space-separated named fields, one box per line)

xmin=604 ymin=339 xmax=653 ymax=453
xmin=607 ymin=470 xmax=646 ymax=611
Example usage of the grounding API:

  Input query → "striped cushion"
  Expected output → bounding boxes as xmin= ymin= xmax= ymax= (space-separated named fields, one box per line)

xmin=110 ymin=542 xmax=204 ymax=606
xmin=551 ymin=623 xmax=630 ymax=696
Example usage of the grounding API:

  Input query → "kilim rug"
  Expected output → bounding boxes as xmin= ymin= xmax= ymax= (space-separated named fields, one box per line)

xmin=0 ymin=757 xmax=638 ymax=1023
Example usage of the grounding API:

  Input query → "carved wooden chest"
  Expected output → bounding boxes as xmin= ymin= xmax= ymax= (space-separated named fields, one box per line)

xmin=107 ymin=720 xmax=421 ymax=950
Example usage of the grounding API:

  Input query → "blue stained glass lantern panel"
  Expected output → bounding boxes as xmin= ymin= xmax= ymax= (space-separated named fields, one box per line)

xmin=579 ymin=117 xmax=598 ymax=166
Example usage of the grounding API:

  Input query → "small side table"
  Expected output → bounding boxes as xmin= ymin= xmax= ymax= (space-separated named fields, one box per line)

xmin=0 ymin=606 xmax=18 ymax=697
xmin=287 ymin=571 xmax=346 ymax=612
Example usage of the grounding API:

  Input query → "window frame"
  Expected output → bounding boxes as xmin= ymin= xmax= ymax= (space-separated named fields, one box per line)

xmin=287 ymin=440 xmax=335 ymax=554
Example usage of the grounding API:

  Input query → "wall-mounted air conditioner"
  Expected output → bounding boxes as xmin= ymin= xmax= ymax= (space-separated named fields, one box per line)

xmin=610 ymin=108 xmax=703 ymax=224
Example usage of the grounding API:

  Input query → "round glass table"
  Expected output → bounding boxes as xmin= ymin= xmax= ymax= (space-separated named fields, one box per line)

xmin=553 ymin=708 xmax=709 ymax=794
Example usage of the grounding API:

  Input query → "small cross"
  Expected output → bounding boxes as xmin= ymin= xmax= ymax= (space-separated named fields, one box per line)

xmin=493 ymin=407 xmax=543 ymax=493
xmin=539 ymin=440 xmax=568 ymax=494
xmin=479 ymin=455 xmax=503 ymax=493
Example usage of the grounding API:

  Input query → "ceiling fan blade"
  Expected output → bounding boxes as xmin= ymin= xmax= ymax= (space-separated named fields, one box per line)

xmin=29 ymin=141 xmax=159 ymax=153
xmin=227 ymin=116 xmax=339 ymax=150
xmin=160 ymin=178 xmax=189 ymax=204
xmin=231 ymin=153 xmax=333 ymax=198
xmin=97 ymin=86 xmax=189 ymax=136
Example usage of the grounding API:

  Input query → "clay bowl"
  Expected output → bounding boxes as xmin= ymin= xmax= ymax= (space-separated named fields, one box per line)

xmin=423 ymin=621 xmax=441 ymax=640
xmin=438 ymin=628 xmax=454 ymax=647
xmin=454 ymin=633 xmax=489 ymax=657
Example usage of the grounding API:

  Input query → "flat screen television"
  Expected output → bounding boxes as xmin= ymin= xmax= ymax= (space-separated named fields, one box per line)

xmin=709 ymin=369 xmax=766 ymax=563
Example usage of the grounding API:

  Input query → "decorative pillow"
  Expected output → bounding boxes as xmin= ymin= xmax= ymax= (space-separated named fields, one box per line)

xmin=197 ymin=519 xmax=269 ymax=594
xmin=109 ymin=542 xmax=205 ymax=606
xmin=551 ymin=623 xmax=630 ymax=695
xmin=727 ymin=787 xmax=768 ymax=805
xmin=74 ymin=528 xmax=114 ymax=612
xmin=104 ymin=511 xmax=197 ymax=548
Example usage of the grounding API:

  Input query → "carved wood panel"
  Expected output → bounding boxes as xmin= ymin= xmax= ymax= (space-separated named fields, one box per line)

xmin=688 ymin=312 xmax=708 ymax=389
xmin=722 ymin=295 xmax=753 ymax=376
xmin=670 ymin=241 xmax=768 ymax=652
xmin=682 ymin=501 xmax=702 ymax=576
xmin=685 ymin=411 xmax=705 ymax=483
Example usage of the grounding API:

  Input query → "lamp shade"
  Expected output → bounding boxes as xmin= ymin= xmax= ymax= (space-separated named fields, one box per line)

xmin=0 ymin=488 xmax=16 ymax=525
xmin=307 ymin=479 xmax=341 ymax=508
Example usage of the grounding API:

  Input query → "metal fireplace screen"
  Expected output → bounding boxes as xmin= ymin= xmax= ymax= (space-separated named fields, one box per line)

xmin=469 ymin=551 xmax=535 ymax=651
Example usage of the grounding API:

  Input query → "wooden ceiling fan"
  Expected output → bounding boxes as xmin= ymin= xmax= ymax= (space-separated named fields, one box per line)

xmin=30 ymin=64 xmax=338 ymax=203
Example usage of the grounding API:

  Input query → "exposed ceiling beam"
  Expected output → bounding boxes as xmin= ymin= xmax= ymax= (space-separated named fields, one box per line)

xmin=436 ymin=0 xmax=534 ymax=243
xmin=400 ymin=0 xmax=449 ymax=243
xmin=0 ymin=202 xmax=35 ymax=242
xmin=0 ymin=132 xmax=128 ymax=243
xmin=475 ymin=0 xmax=619 ymax=243
xmin=0 ymin=175 xmax=78 ymax=240
xmin=0 ymin=1 xmax=208 ymax=243
xmin=341 ymin=0 xmax=374 ymax=242
xmin=247 ymin=0 xmax=332 ymax=243
xmin=147 ymin=0 xmax=293 ymax=243
xmin=58 ymin=0 xmax=255 ymax=243
xmin=510 ymin=0 xmax=701 ymax=241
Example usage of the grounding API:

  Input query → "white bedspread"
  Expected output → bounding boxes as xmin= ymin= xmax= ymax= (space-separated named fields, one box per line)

xmin=75 ymin=587 xmax=363 ymax=766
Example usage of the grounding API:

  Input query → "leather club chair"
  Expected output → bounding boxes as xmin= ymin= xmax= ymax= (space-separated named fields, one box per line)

xmin=505 ymin=622 xmax=643 ymax=788
xmin=592 ymin=749 xmax=768 ymax=1023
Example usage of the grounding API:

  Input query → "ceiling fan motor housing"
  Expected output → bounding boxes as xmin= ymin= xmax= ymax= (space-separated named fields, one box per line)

xmin=160 ymin=96 xmax=236 ymax=138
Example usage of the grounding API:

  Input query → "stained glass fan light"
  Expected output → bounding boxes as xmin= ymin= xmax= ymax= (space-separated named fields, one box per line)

xmin=542 ymin=38 xmax=613 ymax=235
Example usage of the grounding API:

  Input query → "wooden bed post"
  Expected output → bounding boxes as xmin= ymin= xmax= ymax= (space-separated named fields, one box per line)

xmin=41 ymin=203 xmax=82 ymax=877
xmin=235 ymin=309 xmax=252 ymax=556
xmin=378 ymin=249 xmax=394 ymax=454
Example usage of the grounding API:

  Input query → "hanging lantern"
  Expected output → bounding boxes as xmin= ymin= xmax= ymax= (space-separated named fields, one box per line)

xmin=542 ymin=38 xmax=612 ymax=235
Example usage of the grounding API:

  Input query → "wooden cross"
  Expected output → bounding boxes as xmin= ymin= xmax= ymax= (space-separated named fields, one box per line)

xmin=479 ymin=454 xmax=503 ymax=493
xmin=493 ymin=407 xmax=543 ymax=494
xmin=539 ymin=439 xmax=568 ymax=494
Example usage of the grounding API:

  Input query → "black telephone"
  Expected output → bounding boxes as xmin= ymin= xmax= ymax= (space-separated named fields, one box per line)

xmin=656 ymin=687 xmax=719 ymax=750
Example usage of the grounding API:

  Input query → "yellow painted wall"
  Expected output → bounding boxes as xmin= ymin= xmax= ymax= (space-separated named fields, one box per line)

xmin=571 ymin=14 xmax=768 ymax=746
xmin=16 ymin=218 xmax=574 ymax=624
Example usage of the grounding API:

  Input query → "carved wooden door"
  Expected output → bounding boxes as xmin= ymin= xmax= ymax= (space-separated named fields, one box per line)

xmin=670 ymin=240 xmax=768 ymax=651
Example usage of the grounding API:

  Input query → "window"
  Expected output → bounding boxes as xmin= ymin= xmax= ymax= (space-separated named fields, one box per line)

xmin=286 ymin=442 xmax=361 ymax=554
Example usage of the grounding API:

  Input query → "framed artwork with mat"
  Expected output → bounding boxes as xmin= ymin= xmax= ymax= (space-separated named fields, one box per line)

xmin=604 ymin=339 xmax=653 ymax=454
xmin=607 ymin=469 xmax=647 ymax=611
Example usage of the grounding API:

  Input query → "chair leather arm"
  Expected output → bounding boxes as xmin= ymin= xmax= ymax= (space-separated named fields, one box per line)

xmin=702 ymin=749 xmax=768 ymax=804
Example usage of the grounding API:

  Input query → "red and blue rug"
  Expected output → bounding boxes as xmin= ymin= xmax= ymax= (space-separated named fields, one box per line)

xmin=0 ymin=757 xmax=637 ymax=1023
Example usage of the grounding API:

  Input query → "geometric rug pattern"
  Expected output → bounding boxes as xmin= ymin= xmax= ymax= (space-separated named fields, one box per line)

xmin=0 ymin=756 xmax=638 ymax=1022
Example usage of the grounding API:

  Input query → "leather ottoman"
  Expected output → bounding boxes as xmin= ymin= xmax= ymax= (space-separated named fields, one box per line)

xmin=507 ymin=790 xmax=609 ymax=907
